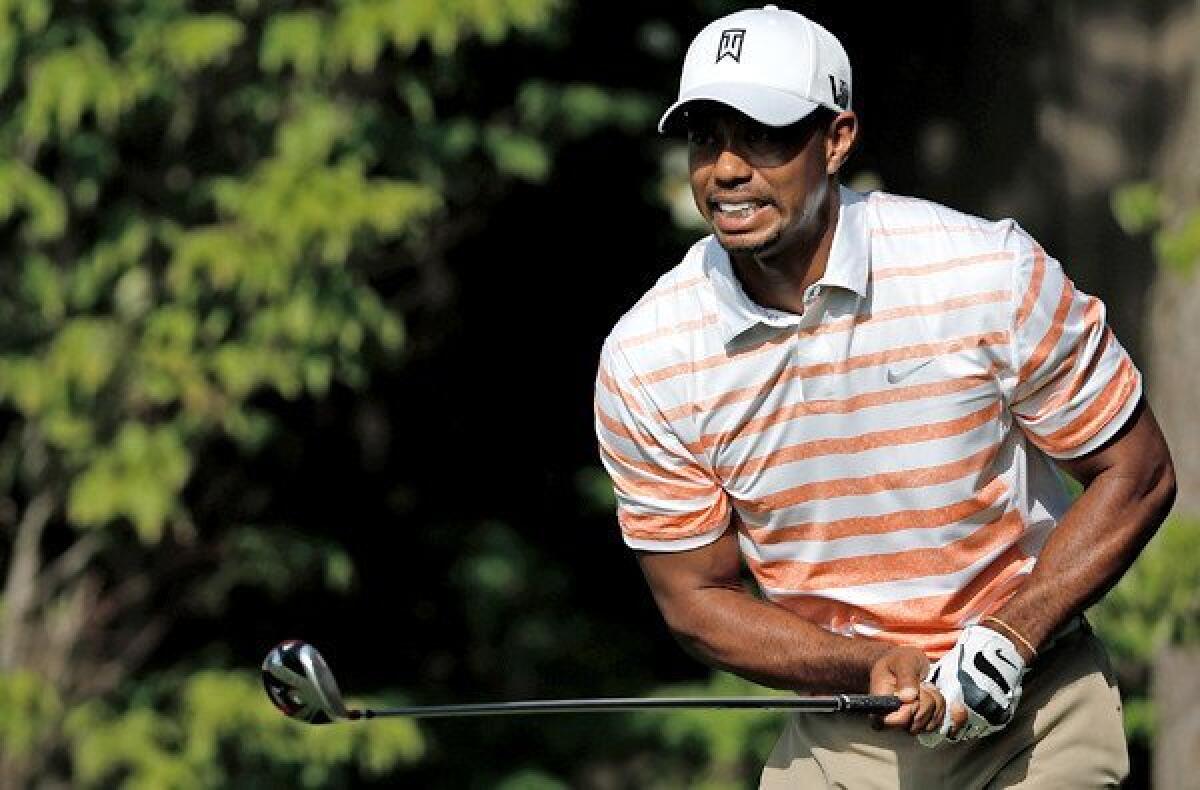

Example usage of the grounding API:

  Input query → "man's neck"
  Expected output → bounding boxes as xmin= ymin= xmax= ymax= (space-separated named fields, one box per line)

xmin=730 ymin=186 xmax=841 ymax=315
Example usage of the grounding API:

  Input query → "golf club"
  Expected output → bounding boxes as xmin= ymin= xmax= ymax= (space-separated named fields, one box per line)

xmin=262 ymin=640 xmax=903 ymax=724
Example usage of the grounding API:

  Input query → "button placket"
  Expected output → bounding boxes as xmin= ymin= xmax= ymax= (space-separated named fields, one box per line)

xmin=791 ymin=324 xmax=833 ymax=402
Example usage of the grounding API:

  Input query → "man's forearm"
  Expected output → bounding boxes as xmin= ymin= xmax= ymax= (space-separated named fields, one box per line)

xmin=657 ymin=582 xmax=892 ymax=692
xmin=990 ymin=427 xmax=1175 ymax=654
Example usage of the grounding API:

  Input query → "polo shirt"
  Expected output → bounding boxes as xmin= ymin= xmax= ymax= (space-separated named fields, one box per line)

xmin=594 ymin=186 xmax=1142 ymax=655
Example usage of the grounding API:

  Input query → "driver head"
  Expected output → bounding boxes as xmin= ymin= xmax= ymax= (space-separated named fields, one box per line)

xmin=261 ymin=640 xmax=350 ymax=724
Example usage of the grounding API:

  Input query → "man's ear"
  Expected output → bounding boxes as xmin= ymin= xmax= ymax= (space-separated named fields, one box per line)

xmin=825 ymin=111 xmax=859 ymax=175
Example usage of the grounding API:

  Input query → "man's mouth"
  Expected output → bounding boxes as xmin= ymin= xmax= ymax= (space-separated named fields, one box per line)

xmin=708 ymin=197 xmax=773 ymax=232
xmin=714 ymin=200 xmax=761 ymax=218
xmin=710 ymin=196 xmax=768 ymax=218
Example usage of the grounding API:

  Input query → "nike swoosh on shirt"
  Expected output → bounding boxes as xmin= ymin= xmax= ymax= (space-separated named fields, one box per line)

xmin=885 ymin=358 xmax=935 ymax=384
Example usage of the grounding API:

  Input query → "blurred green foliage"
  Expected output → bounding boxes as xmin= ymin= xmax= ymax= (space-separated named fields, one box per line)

xmin=63 ymin=670 xmax=421 ymax=790
xmin=0 ymin=0 xmax=1192 ymax=786
xmin=1091 ymin=516 xmax=1200 ymax=743
xmin=1112 ymin=181 xmax=1200 ymax=276
xmin=630 ymin=673 xmax=783 ymax=790
xmin=0 ymin=0 xmax=585 ymax=784
xmin=1107 ymin=179 xmax=1200 ymax=750
xmin=1092 ymin=517 xmax=1200 ymax=659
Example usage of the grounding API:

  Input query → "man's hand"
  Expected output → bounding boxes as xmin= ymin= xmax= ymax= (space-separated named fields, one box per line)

xmin=868 ymin=646 xmax=948 ymax=735
xmin=919 ymin=624 xmax=1027 ymax=746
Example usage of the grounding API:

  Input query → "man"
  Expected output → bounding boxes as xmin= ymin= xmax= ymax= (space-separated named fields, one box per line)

xmin=593 ymin=5 xmax=1176 ymax=788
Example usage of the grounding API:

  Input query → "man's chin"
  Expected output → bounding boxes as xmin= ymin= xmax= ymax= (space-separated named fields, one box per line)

xmin=713 ymin=229 xmax=781 ymax=258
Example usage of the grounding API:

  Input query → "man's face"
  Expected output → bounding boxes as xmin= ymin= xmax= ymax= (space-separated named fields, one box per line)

xmin=686 ymin=105 xmax=831 ymax=259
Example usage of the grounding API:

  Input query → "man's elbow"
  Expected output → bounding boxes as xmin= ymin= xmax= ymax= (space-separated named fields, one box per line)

xmin=1149 ymin=453 xmax=1177 ymax=524
xmin=655 ymin=591 xmax=733 ymax=668
xmin=1128 ymin=443 xmax=1177 ymax=544
xmin=1136 ymin=406 xmax=1177 ymax=526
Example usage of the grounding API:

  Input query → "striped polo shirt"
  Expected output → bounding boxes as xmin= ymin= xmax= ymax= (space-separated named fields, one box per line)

xmin=594 ymin=186 xmax=1142 ymax=656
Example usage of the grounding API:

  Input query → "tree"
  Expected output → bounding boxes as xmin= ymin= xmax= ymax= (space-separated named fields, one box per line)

xmin=0 ymin=0 xmax=566 ymax=784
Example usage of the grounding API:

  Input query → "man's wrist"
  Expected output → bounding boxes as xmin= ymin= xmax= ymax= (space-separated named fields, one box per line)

xmin=802 ymin=638 xmax=904 ymax=694
xmin=980 ymin=615 xmax=1038 ymax=663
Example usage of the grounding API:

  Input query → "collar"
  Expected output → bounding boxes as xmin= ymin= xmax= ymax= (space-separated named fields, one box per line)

xmin=705 ymin=185 xmax=871 ymax=346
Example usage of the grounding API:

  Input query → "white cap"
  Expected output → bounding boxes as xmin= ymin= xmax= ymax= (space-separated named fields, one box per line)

xmin=658 ymin=5 xmax=852 ymax=134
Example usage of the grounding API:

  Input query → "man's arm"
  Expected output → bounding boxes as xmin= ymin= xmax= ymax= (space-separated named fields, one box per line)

xmin=988 ymin=399 xmax=1176 ymax=659
xmin=636 ymin=524 xmax=948 ymax=733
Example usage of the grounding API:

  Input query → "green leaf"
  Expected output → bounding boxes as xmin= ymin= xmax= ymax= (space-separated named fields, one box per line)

xmin=0 ymin=161 xmax=68 ymax=241
xmin=484 ymin=125 xmax=550 ymax=182
xmin=21 ymin=39 xmax=143 ymax=143
xmin=1092 ymin=516 xmax=1200 ymax=660
xmin=159 ymin=15 xmax=245 ymax=74
xmin=1111 ymin=181 xmax=1161 ymax=236
xmin=1156 ymin=211 xmax=1200 ymax=276
xmin=65 ymin=670 xmax=423 ymax=788
xmin=67 ymin=423 xmax=192 ymax=541
xmin=260 ymin=11 xmax=326 ymax=77
xmin=0 ymin=671 xmax=63 ymax=760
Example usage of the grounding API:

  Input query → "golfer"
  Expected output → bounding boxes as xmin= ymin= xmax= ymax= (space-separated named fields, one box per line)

xmin=594 ymin=6 xmax=1176 ymax=787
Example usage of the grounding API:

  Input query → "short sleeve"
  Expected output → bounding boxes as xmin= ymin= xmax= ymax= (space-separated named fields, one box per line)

xmin=594 ymin=340 xmax=731 ymax=550
xmin=1008 ymin=234 xmax=1142 ymax=458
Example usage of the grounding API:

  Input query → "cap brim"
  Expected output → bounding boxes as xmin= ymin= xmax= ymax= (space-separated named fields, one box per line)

xmin=658 ymin=83 xmax=822 ymax=134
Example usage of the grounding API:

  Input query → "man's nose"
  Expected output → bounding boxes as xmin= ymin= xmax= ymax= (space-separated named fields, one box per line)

xmin=713 ymin=145 xmax=753 ymax=185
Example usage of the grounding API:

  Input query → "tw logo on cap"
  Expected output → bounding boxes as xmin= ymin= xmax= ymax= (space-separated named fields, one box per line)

xmin=716 ymin=28 xmax=745 ymax=63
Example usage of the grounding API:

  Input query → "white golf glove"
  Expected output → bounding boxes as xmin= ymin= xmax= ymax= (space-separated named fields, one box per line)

xmin=918 ymin=624 xmax=1027 ymax=747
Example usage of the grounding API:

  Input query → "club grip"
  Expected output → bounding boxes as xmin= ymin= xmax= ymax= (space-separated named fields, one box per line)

xmin=840 ymin=694 xmax=903 ymax=713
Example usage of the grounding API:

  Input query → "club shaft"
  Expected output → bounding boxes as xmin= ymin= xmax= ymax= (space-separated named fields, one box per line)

xmin=350 ymin=694 xmax=900 ymax=719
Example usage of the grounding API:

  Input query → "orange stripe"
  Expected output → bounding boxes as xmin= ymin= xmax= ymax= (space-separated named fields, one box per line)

xmin=872 ymin=252 xmax=1013 ymax=280
xmin=595 ymin=404 xmax=712 ymax=487
xmin=773 ymin=544 xmax=1029 ymax=656
xmin=640 ymin=291 xmax=1009 ymax=386
xmin=859 ymin=630 xmax=960 ymax=658
xmin=751 ymin=475 xmax=1010 ymax=545
xmin=597 ymin=433 xmax=712 ymax=487
xmin=749 ymin=509 xmax=1025 ymax=591
xmin=619 ymin=497 xmax=730 ymax=541
xmin=719 ymin=401 xmax=1002 ymax=481
xmin=1033 ymin=355 xmax=1138 ymax=454
xmin=628 ymin=275 xmax=707 ymax=315
xmin=641 ymin=332 xmax=790 ymax=385
xmin=796 ymin=289 xmax=1010 ymax=341
xmin=1019 ymin=303 xmax=1108 ymax=422
xmin=595 ymin=400 xmax=642 ymax=444
xmin=687 ymin=370 xmax=997 ymax=454
xmin=1014 ymin=243 xmax=1046 ymax=329
xmin=663 ymin=332 xmax=1010 ymax=421
xmin=619 ymin=314 xmax=720 ymax=349
xmin=608 ymin=462 xmax=713 ymax=503
xmin=872 ymin=224 xmax=1004 ymax=238
xmin=744 ymin=442 xmax=1001 ymax=513
xmin=1018 ymin=273 xmax=1076 ymax=382
xmin=597 ymin=363 xmax=651 ymax=419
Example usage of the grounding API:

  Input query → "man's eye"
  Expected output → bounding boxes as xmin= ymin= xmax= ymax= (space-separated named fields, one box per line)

xmin=687 ymin=128 xmax=717 ymax=146
xmin=745 ymin=127 xmax=780 ymax=146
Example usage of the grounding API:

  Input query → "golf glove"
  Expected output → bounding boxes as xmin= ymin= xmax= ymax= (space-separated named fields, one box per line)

xmin=918 ymin=624 xmax=1027 ymax=747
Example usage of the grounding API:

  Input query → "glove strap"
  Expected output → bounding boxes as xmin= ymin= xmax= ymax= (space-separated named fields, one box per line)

xmin=981 ymin=615 xmax=1038 ymax=659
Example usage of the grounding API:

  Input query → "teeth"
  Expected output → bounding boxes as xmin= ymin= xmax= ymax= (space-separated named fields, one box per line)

xmin=717 ymin=202 xmax=756 ymax=212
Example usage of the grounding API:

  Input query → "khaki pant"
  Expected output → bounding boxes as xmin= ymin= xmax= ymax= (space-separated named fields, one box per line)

xmin=760 ymin=629 xmax=1128 ymax=789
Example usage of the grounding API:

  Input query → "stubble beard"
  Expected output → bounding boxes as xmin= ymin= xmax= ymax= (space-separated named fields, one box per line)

xmin=719 ymin=176 xmax=832 ymax=261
